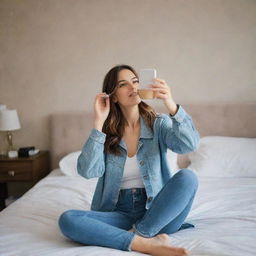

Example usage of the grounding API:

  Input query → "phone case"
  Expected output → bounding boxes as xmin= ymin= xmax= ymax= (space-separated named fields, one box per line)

xmin=139 ymin=69 xmax=157 ymax=89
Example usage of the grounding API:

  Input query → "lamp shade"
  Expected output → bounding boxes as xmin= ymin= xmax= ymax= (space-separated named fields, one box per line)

xmin=0 ymin=109 xmax=21 ymax=131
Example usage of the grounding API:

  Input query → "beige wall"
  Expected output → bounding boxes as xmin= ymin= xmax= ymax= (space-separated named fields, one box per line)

xmin=1 ymin=0 xmax=256 ymax=157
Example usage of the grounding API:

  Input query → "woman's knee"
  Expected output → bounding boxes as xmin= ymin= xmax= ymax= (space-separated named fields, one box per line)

xmin=174 ymin=168 xmax=198 ymax=190
xmin=58 ymin=210 xmax=79 ymax=236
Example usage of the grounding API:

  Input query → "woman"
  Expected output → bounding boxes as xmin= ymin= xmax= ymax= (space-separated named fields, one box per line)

xmin=59 ymin=64 xmax=200 ymax=256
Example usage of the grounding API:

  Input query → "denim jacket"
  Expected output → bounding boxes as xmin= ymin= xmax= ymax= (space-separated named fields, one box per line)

xmin=77 ymin=104 xmax=200 ymax=212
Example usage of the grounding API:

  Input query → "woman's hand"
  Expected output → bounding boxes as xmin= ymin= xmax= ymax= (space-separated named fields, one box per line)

xmin=149 ymin=78 xmax=178 ymax=116
xmin=93 ymin=93 xmax=110 ymax=131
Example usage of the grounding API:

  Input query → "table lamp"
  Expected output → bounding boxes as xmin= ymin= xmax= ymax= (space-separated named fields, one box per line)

xmin=0 ymin=109 xmax=21 ymax=154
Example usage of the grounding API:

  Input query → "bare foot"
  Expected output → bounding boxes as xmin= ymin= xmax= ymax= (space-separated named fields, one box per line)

xmin=150 ymin=234 xmax=189 ymax=256
xmin=131 ymin=233 xmax=189 ymax=256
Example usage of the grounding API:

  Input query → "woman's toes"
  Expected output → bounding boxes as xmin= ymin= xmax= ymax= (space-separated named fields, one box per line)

xmin=176 ymin=247 xmax=189 ymax=255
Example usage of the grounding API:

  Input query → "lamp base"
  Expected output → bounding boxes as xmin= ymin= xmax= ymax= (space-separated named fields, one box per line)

xmin=8 ymin=150 xmax=18 ymax=158
xmin=6 ymin=131 xmax=17 ymax=152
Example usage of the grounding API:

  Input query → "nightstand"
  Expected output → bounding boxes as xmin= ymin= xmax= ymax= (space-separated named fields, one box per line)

xmin=0 ymin=150 xmax=50 ymax=211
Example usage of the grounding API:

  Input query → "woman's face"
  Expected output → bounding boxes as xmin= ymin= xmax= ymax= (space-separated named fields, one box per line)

xmin=113 ymin=69 xmax=141 ymax=107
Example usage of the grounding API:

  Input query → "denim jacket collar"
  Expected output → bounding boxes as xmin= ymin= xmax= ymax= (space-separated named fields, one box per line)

xmin=119 ymin=116 xmax=154 ymax=151
xmin=139 ymin=115 xmax=154 ymax=139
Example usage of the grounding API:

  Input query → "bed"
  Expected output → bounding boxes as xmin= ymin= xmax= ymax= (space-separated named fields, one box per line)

xmin=0 ymin=103 xmax=256 ymax=256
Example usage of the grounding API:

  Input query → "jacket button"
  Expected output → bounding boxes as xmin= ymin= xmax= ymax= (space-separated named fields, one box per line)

xmin=147 ymin=197 xmax=153 ymax=201
xmin=140 ymin=161 xmax=144 ymax=166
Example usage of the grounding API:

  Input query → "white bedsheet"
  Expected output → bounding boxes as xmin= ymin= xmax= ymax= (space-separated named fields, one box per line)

xmin=0 ymin=169 xmax=256 ymax=256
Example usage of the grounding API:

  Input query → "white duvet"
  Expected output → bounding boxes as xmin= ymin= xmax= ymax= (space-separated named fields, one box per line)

xmin=0 ymin=169 xmax=256 ymax=256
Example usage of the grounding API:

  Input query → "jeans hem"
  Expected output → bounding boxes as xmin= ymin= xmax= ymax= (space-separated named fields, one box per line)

xmin=127 ymin=232 xmax=136 ymax=251
xmin=133 ymin=223 xmax=152 ymax=238
xmin=124 ymin=232 xmax=136 ymax=251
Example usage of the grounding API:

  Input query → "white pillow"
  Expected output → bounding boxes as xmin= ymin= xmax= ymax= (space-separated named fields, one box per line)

xmin=59 ymin=150 xmax=179 ymax=176
xmin=188 ymin=136 xmax=256 ymax=177
xmin=59 ymin=151 xmax=81 ymax=177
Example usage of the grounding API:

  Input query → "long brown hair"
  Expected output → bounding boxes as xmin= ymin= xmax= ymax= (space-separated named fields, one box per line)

xmin=102 ymin=64 xmax=157 ymax=155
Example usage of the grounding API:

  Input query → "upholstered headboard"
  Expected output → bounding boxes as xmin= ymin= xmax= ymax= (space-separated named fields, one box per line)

xmin=49 ymin=104 xmax=256 ymax=169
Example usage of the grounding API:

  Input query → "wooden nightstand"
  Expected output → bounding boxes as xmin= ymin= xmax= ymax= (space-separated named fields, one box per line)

xmin=0 ymin=150 xmax=50 ymax=210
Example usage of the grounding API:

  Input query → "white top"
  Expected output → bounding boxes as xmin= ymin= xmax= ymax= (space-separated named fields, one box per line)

xmin=120 ymin=155 xmax=145 ymax=189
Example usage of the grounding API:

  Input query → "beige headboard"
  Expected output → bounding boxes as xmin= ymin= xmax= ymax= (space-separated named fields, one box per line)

xmin=49 ymin=103 xmax=256 ymax=170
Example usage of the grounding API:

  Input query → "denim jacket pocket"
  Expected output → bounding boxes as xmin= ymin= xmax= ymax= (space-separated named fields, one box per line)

xmin=106 ymin=158 xmax=123 ymax=170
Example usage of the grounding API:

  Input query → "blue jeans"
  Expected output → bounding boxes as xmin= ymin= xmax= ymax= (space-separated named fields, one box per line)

xmin=58 ymin=169 xmax=198 ymax=251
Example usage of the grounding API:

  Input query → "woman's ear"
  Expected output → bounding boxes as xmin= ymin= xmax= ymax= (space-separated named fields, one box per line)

xmin=112 ymin=95 xmax=118 ymax=103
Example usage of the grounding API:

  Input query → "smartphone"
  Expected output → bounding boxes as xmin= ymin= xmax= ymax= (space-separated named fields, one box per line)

xmin=139 ymin=69 xmax=157 ymax=89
